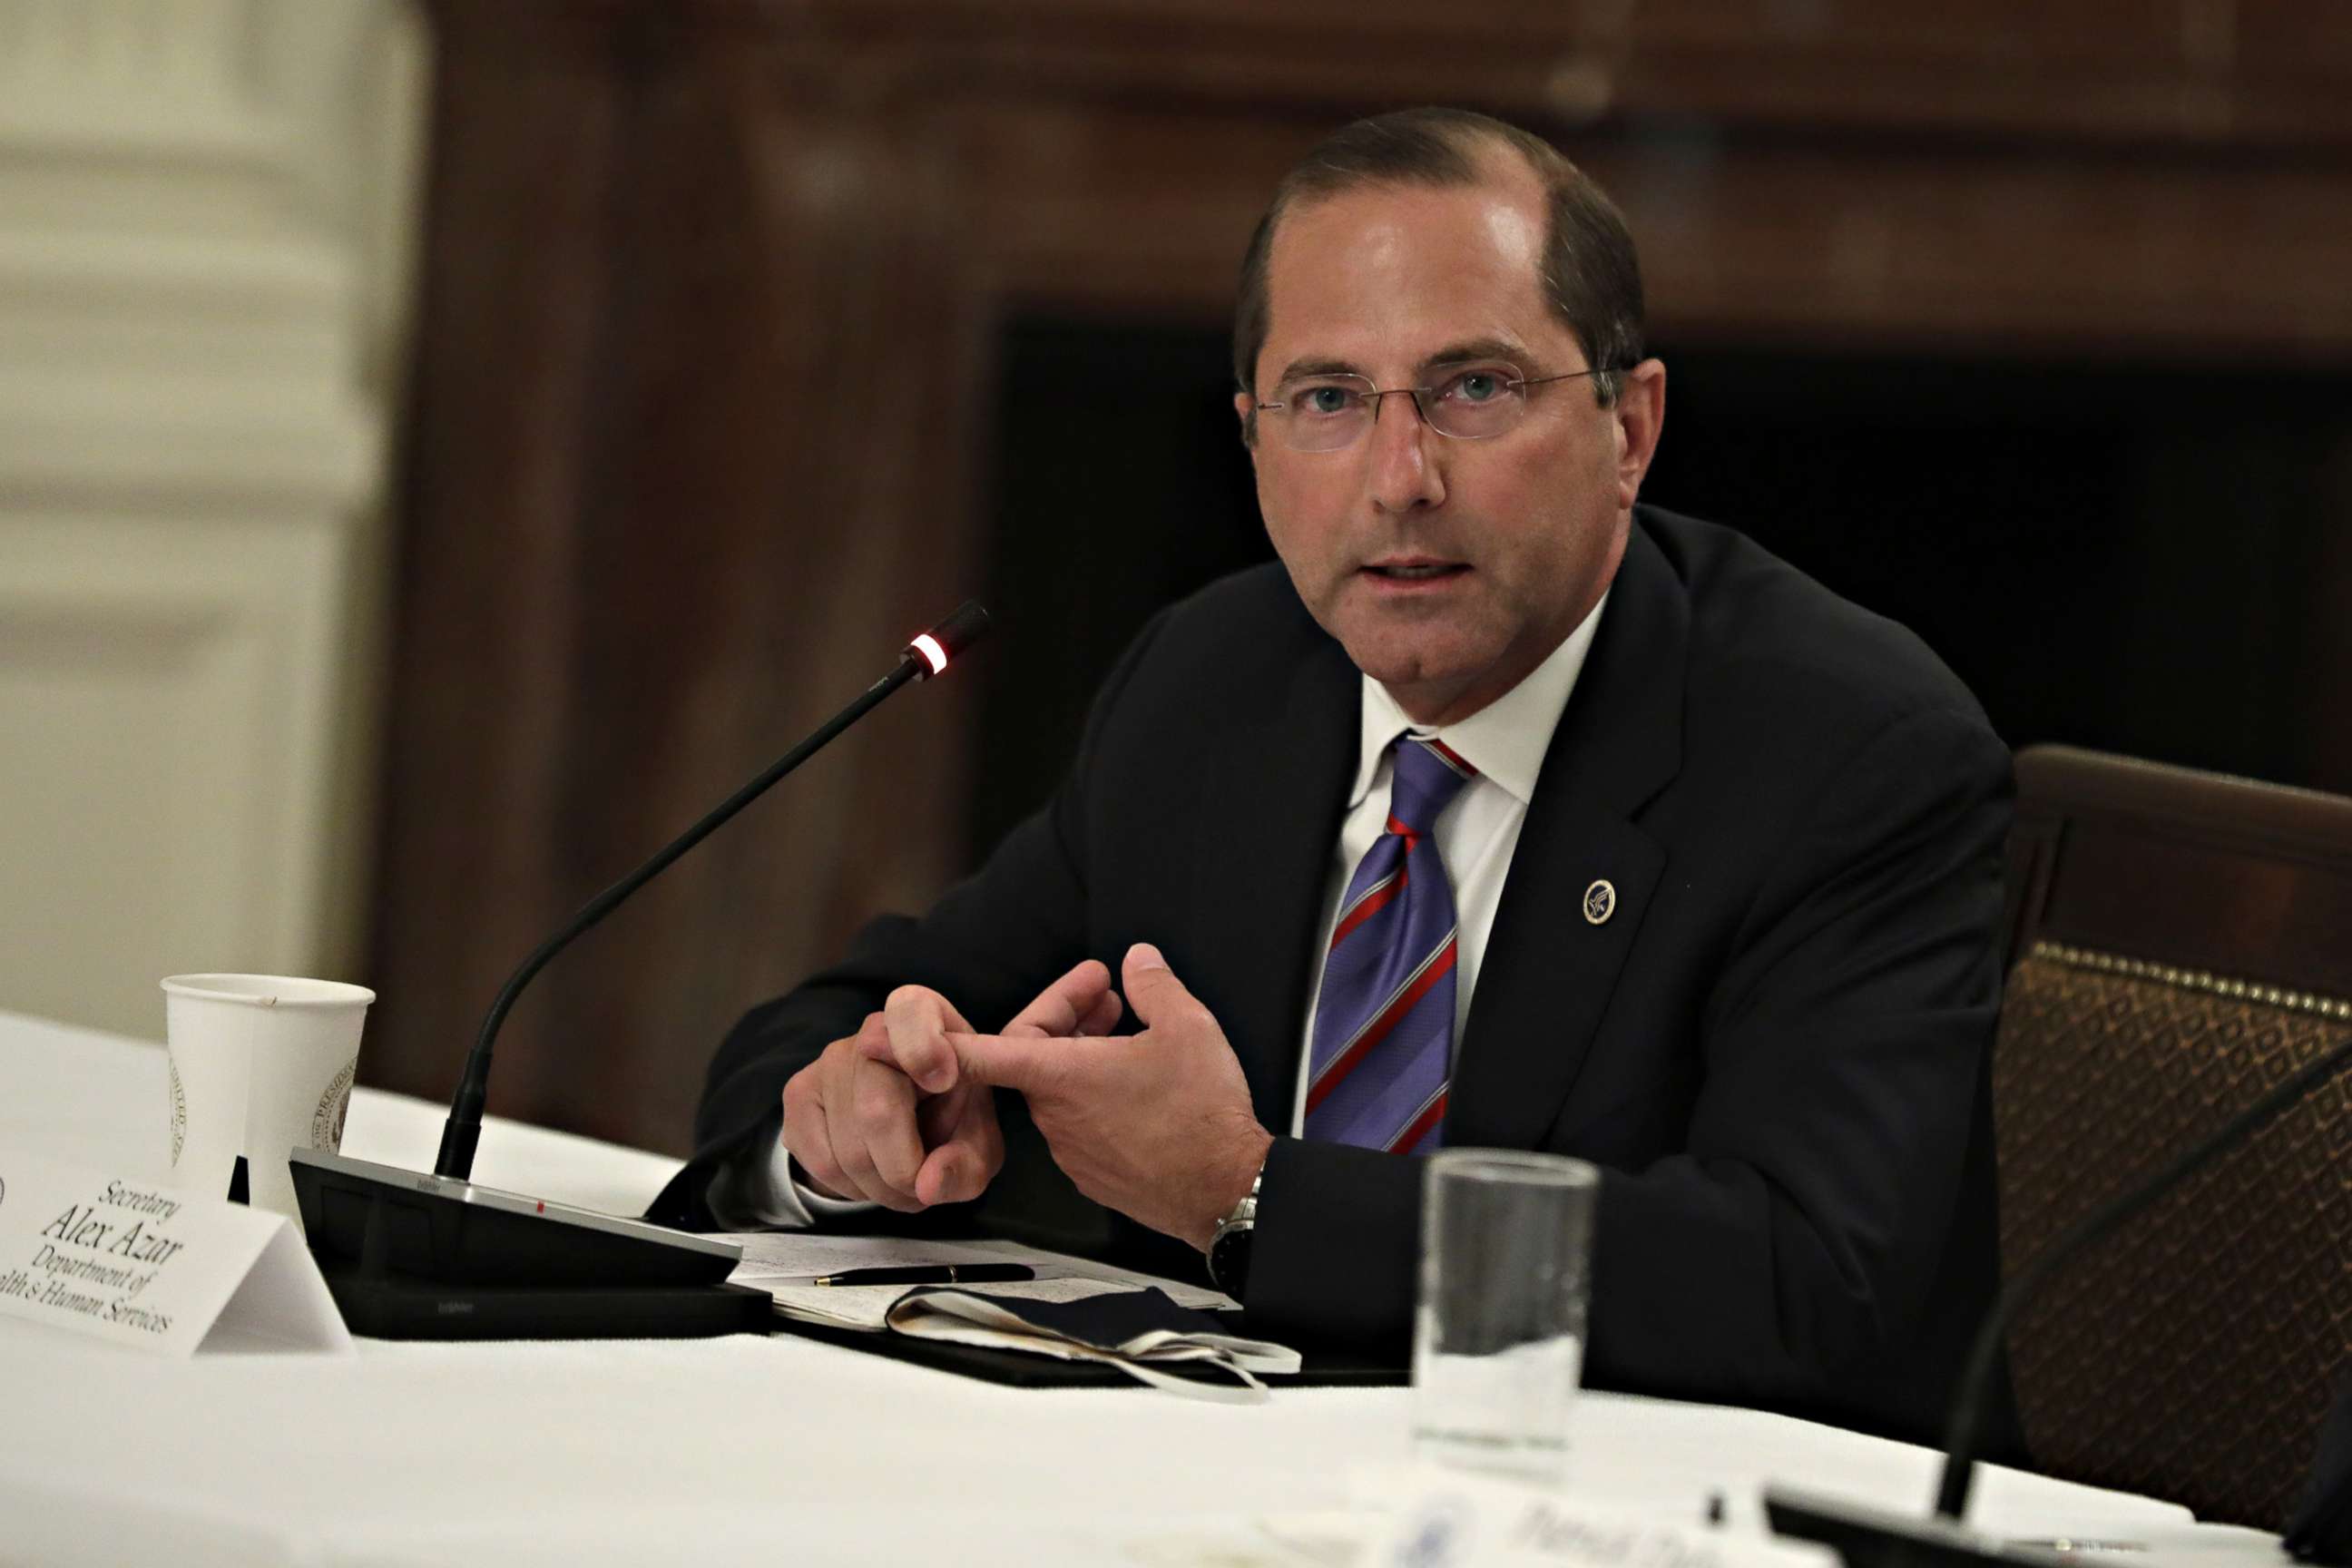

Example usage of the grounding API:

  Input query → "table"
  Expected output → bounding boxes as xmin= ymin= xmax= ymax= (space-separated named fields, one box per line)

xmin=0 ymin=1010 xmax=2287 ymax=1567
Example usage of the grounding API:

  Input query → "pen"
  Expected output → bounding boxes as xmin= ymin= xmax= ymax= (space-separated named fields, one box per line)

xmin=2004 ymin=1543 xmax=2147 ymax=1554
xmin=809 ymin=1264 xmax=1037 ymax=1288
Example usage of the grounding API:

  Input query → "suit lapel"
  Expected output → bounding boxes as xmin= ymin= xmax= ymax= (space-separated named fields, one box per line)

xmin=1449 ymin=522 xmax=1690 ymax=1151
xmin=1191 ymin=635 xmax=1357 ymax=1125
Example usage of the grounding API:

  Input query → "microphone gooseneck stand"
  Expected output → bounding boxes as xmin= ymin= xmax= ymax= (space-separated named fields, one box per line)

xmin=287 ymin=603 xmax=993 ymax=1340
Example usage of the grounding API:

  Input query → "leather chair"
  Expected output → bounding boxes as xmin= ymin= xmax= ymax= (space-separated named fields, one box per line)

xmin=1996 ymin=744 xmax=2352 ymax=1528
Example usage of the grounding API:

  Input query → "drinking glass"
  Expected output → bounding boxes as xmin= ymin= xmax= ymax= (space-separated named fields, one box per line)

xmin=1411 ymin=1148 xmax=1598 ymax=1485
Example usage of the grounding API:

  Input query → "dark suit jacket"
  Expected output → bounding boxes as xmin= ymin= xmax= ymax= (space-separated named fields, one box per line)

xmin=652 ymin=506 xmax=2014 ymax=1445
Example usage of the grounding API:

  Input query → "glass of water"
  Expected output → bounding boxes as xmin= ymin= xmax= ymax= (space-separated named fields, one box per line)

xmin=1411 ymin=1148 xmax=1599 ymax=1485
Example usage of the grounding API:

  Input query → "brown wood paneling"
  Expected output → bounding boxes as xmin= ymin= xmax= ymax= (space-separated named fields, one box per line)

xmin=1602 ymin=148 xmax=2352 ymax=360
xmin=374 ymin=1 xmax=991 ymax=1153
xmin=768 ymin=0 xmax=2352 ymax=150
xmin=371 ymin=0 xmax=631 ymax=1130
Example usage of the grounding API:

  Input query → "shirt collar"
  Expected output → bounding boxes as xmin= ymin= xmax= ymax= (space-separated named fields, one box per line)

xmin=1348 ymin=589 xmax=1610 ymax=809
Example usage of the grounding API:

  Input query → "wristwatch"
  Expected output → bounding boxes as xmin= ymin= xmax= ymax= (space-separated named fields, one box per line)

xmin=1207 ymin=1163 xmax=1261 ymax=1298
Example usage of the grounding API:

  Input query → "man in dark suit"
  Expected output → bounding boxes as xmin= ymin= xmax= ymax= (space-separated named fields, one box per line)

xmin=657 ymin=107 xmax=2011 ymax=1445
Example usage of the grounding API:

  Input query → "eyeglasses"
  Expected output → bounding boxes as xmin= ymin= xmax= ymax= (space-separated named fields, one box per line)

xmin=1253 ymin=361 xmax=1614 ymax=452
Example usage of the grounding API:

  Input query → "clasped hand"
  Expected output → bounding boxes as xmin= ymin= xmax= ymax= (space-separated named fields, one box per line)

xmin=778 ymin=946 xmax=1271 ymax=1250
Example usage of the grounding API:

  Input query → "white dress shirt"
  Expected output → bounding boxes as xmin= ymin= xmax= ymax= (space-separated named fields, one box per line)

xmin=714 ymin=593 xmax=1608 ymax=1228
xmin=1289 ymin=593 xmax=1603 ymax=1133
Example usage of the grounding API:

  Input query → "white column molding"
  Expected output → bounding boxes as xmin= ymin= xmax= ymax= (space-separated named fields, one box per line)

xmin=0 ymin=0 xmax=430 ymax=1040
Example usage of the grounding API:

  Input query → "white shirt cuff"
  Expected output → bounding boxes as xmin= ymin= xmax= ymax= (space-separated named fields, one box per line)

xmin=707 ymin=1123 xmax=880 ymax=1229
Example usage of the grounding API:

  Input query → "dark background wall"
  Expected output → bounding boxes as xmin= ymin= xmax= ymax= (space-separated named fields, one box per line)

xmin=369 ymin=0 xmax=2352 ymax=1158
xmin=976 ymin=323 xmax=2352 ymax=853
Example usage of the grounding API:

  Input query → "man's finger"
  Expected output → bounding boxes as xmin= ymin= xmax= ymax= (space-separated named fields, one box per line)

xmin=940 ymin=1030 xmax=1076 ymax=1095
xmin=850 ymin=1058 xmax=928 ymax=1197
xmin=848 ymin=1011 xmax=895 ymax=1064
xmin=1121 ymin=942 xmax=1209 ymax=1030
xmin=780 ymin=1076 xmax=852 ymax=1202
xmin=880 ymin=985 xmax=968 ymax=1094
xmin=1073 ymin=987 xmax=1124 ymax=1037
xmin=816 ymin=1036 xmax=925 ymax=1210
xmin=812 ymin=1092 xmax=919 ymax=1212
xmin=1004 ymin=959 xmax=1118 ymax=1040
xmin=915 ymin=1095 xmax=1003 ymax=1206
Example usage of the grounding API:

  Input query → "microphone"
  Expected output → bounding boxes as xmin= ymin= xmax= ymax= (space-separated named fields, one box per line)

xmin=1765 ymin=1028 xmax=2352 ymax=1568
xmin=433 ymin=598 xmax=992 ymax=1182
xmin=288 ymin=602 xmax=992 ymax=1340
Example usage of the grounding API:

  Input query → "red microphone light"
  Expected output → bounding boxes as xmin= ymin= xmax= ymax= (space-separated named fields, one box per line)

xmin=903 ymin=601 xmax=990 ymax=679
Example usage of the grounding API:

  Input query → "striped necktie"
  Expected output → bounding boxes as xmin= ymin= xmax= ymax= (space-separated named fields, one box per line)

xmin=1303 ymin=735 xmax=1475 ymax=1154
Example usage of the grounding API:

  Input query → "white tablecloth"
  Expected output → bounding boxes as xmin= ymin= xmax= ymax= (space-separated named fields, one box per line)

xmin=0 ymin=1009 xmax=2286 ymax=1567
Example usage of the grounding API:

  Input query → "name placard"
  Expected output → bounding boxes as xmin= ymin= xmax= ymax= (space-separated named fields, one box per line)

xmin=0 ymin=1150 xmax=349 ymax=1356
xmin=1370 ymin=1469 xmax=1840 ymax=1568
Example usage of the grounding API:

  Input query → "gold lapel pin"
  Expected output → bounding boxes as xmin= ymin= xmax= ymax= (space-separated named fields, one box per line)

xmin=1583 ymin=879 xmax=1616 ymax=926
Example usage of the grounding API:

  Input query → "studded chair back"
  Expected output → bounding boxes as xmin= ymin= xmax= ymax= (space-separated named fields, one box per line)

xmin=1998 ymin=745 xmax=2352 ymax=1528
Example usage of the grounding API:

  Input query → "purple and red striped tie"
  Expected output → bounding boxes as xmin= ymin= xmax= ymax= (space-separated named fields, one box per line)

xmin=1304 ymin=735 xmax=1475 ymax=1155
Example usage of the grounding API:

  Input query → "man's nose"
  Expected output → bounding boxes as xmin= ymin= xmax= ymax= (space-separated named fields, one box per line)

xmin=1367 ymin=390 xmax=1446 ymax=514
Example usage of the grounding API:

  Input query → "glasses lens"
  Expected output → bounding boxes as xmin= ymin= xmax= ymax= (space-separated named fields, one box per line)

xmin=1422 ymin=363 xmax=1525 ymax=440
xmin=1273 ymin=377 xmax=1373 ymax=451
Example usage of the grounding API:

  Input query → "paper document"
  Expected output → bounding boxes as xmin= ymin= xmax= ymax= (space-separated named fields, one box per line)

xmin=711 ymin=1231 xmax=1285 ymax=1399
xmin=713 ymin=1230 xmax=1232 ymax=1328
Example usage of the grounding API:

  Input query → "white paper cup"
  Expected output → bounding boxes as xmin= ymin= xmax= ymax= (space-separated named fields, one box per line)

xmin=162 ymin=974 xmax=376 ymax=1229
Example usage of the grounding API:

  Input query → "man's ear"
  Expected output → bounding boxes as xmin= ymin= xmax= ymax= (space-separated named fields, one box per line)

xmin=1614 ymin=358 xmax=1667 ymax=511
xmin=1233 ymin=391 xmax=1258 ymax=454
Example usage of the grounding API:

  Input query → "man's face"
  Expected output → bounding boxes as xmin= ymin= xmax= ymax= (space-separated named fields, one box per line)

xmin=1240 ymin=169 xmax=1662 ymax=725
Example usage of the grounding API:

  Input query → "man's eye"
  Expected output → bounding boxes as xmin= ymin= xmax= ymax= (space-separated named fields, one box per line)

xmin=1299 ymin=386 xmax=1356 ymax=416
xmin=1446 ymin=370 xmax=1508 ymax=404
